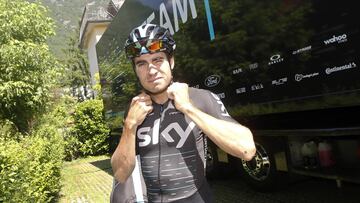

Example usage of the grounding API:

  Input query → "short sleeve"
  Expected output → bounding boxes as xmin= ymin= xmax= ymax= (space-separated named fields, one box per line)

xmin=189 ymin=88 xmax=238 ymax=124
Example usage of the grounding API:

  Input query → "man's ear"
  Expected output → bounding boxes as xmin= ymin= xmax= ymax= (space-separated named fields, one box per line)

xmin=170 ymin=56 xmax=175 ymax=70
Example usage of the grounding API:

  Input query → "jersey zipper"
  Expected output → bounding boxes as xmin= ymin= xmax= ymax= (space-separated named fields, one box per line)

xmin=158 ymin=104 xmax=164 ymax=203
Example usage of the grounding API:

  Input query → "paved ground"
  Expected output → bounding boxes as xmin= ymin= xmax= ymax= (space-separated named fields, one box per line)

xmin=59 ymin=156 xmax=113 ymax=203
xmin=59 ymin=156 xmax=360 ymax=203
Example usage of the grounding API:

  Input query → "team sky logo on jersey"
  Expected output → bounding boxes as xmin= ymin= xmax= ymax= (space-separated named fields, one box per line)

xmin=137 ymin=119 xmax=196 ymax=148
xmin=137 ymin=102 xmax=196 ymax=148
xmin=137 ymin=93 xmax=230 ymax=148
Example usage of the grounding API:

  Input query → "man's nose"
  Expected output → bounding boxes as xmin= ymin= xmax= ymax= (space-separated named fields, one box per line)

xmin=148 ymin=63 xmax=158 ymax=74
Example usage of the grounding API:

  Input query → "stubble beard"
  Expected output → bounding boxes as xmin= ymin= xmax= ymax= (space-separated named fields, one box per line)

xmin=143 ymin=77 xmax=173 ymax=96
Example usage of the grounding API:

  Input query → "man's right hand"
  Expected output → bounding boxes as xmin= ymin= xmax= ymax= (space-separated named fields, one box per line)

xmin=112 ymin=93 xmax=151 ymax=183
xmin=125 ymin=93 xmax=153 ymax=128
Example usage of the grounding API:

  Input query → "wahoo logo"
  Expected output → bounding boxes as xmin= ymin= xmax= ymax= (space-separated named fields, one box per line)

xmin=323 ymin=34 xmax=347 ymax=45
xmin=137 ymin=119 xmax=196 ymax=148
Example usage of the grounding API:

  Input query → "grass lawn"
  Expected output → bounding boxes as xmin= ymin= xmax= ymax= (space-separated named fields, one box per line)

xmin=58 ymin=155 xmax=114 ymax=203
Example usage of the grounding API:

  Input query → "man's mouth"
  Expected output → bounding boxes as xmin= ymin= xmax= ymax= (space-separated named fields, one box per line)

xmin=148 ymin=77 xmax=163 ymax=83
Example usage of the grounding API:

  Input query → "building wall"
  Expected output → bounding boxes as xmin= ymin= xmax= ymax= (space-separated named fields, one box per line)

xmin=84 ymin=24 xmax=108 ymax=87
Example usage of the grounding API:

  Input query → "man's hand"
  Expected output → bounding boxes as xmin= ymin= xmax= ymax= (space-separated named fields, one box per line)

xmin=125 ymin=93 xmax=153 ymax=128
xmin=167 ymin=82 xmax=193 ymax=112
xmin=112 ymin=93 xmax=151 ymax=183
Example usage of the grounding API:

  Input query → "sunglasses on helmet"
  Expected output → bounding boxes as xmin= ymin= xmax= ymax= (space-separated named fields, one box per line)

xmin=125 ymin=40 xmax=165 ymax=58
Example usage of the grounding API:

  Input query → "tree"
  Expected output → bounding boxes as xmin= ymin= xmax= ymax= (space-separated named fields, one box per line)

xmin=0 ymin=0 xmax=59 ymax=132
xmin=62 ymin=29 xmax=91 ymax=102
xmin=99 ymin=51 xmax=139 ymax=113
xmin=70 ymin=99 xmax=110 ymax=157
xmin=174 ymin=0 xmax=313 ymax=111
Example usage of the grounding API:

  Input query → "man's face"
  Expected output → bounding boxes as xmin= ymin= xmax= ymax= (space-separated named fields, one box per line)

xmin=133 ymin=52 xmax=174 ymax=94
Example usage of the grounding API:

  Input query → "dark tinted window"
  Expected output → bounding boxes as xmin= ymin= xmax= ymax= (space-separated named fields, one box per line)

xmin=97 ymin=0 xmax=360 ymax=123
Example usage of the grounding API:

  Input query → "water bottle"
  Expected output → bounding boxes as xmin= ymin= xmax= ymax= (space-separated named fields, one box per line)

xmin=318 ymin=141 xmax=335 ymax=168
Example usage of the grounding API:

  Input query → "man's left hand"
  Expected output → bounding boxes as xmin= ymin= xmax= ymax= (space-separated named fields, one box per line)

xmin=167 ymin=82 xmax=193 ymax=112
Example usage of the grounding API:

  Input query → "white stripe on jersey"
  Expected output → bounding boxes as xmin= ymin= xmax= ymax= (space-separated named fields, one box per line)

xmin=133 ymin=155 xmax=145 ymax=202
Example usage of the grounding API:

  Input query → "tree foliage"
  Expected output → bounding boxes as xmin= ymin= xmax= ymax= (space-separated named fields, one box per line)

xmin=62 ymin=29 xmax=92 ymax=101
xmin=99 ymin=52 xmax=139 ymax=115
xmin=70 ymin=99 xmax=110 ymax=157
xmin=174 ymin=0 xmax=313 ymax=87
xmin=0 ymin=121 xmax=64 ymax=202
xmin=41 ymin=0 xmax=110 ymax=58
xmin=0 ymin=0 xmax=59 ymax=132
xmin=0 ymin=0 xmax=55 ymax=44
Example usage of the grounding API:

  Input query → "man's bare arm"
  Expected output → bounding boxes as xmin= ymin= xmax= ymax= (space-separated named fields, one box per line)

xmin=167 ymin=82 xmax=256 ymax=160
xmin=111 ymin=93 xmax=153 ymax=183
xmin=111 ymin=121 xmax=137 ymax=183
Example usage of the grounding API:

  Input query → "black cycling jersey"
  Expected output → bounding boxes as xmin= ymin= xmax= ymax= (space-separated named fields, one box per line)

xmin=135 ymin=88 xmax=237 ymax=203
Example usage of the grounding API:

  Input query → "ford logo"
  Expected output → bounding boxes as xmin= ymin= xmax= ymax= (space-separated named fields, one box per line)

xmin=204 ymin=75 xmax=221 ymax=87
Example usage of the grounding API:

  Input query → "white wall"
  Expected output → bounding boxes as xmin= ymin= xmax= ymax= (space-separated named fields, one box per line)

xmin=85 ymin=25 xmax=108 ymax=87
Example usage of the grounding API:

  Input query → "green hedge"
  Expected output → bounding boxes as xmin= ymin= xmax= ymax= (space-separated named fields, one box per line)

xmin=70 ymin=99 xmax=110 ymax=157
xmin=0 ymin=98 xmax=110 ymax=201
xmin=0 ymin=124 xmax=64 ymax=202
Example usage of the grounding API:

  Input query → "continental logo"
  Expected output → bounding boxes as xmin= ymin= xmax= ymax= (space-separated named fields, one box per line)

xmin=325 ymin=62 xmax=357 ymax=74
xmin=323 ymin=34 xmax=347 ymax=45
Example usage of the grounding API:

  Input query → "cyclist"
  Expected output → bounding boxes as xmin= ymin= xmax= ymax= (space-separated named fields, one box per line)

xmin=111 ymin=23 xmax=256 ymax=203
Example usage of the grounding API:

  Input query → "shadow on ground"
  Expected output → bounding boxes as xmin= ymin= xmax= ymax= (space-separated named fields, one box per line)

xmin=90 ymin=158 xmax=113 ymax=176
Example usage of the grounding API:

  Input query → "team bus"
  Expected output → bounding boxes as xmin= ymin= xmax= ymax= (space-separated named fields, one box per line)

xmin=96 ymin=0 xmax=360 ymax=190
